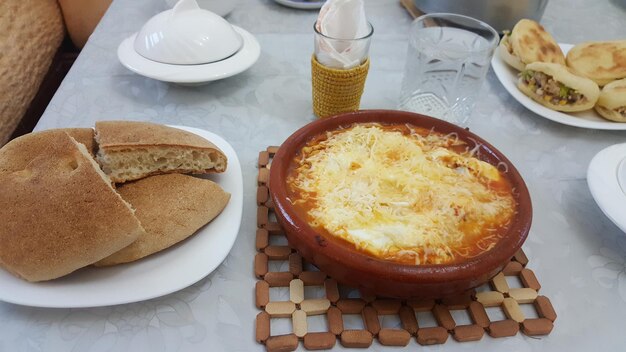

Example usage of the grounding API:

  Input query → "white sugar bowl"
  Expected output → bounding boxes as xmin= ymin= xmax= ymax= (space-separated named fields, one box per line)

xmin=165 ymin=0 xmax=238 ymax=17
xmin=134 ymin=0 xmax=243 ymax=65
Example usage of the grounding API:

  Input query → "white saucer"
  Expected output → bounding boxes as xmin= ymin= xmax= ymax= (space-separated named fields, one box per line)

xmin=273 ymin=0 xmax=326 ymax=10
xmin=588 ymin=143 xmax=626 ymax=234
xmin=118 ymin=26 xmax=260 ymax=85
xmin=492 ymin=43 xmax=626 ymax=130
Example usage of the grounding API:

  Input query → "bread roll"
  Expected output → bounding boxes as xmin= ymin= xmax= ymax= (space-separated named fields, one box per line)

xmin=498 ymin=33 xmax=526 ymax=71
xmin=501 ymin=19 xmax=565 ymax=71
xmin=595 ymin=78 xmax=626 ymax=122
xmin=518 ymin=62 xmax=600 ymax=112
xmin=95 ymin=174 xmax=230 ymax=266
xmin=0 ymin=131 xmax=145 ymax=281
xmin=566 ymin=40 xmax=626 ymax=86
xmin=95 ymin=121 xmax=227 ymax=183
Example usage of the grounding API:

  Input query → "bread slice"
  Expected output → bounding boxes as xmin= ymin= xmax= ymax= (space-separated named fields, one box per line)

xmin=518 ymin=62 xmax=600 ymax=112
xmin=508 ymin=19 xmax=565 ymax=68
xmin=95 ymin=121 xmax=227 ymax=183
xmin=95 ymin=174 xmax=230 ymax=266
xmin=566 ymin=40 xmax=626 ymax=86
xmin=0 ymin=131 xmax=145 ymax=281
xmin=595 ymin=78 xmax=626 ymax=122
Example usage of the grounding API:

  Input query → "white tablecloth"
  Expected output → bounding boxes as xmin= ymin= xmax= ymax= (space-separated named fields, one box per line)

xmin=3 ymin=0 xmax=626 ymax=350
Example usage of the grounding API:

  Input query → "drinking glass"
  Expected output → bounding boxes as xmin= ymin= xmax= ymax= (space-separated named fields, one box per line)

xmin=311 ymin=22 xmax=373 ymax=118
xmin=398 ymin=13 xmax=499 ymax=126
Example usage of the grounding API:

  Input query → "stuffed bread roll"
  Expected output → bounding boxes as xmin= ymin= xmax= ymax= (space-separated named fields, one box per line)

xmin=566 ymin=40 xmax=626 ymax=86
xmin=595 ymin=78 xmax=626 ymax=122
xmin=498 ymin=19 xmax=565 ymax=71
xmin=518 ymin=62 xmax=600 ymax=112
xmin=498 ymin=31 xmax=525 ymax=71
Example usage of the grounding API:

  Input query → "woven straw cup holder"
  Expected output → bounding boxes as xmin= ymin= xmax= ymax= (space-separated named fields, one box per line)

xmin=311 ymin=56 xmax=370 ymax=118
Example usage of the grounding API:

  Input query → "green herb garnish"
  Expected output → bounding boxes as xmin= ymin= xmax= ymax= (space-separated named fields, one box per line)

xmin=520 ymin=70 xmax=534 ymax=81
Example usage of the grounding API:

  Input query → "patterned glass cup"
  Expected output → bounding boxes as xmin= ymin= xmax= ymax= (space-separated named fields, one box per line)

xmin=398 ymin=13 xmax=499 ymax=126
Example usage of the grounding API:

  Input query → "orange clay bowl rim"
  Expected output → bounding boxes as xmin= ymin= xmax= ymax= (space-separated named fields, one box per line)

xmin=269 ymin=110 xmax=532 ymax=287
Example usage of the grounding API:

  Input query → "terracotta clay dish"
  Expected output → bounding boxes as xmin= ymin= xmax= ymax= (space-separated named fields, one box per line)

xmin=269 ymin=110 xmax=532 ymax=298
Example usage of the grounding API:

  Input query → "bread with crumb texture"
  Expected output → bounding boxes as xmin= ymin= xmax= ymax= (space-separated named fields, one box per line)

xmin=95 ymin=121 xmax=227 ymax=183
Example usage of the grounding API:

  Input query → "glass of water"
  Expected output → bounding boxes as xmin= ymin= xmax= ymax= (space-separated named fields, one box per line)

xmin=398 ymin=13 xmax=499 ymax=126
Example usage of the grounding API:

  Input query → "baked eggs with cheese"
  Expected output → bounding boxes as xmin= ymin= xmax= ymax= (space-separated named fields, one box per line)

xmin=286 ymin=123 xmax=516 ymax=266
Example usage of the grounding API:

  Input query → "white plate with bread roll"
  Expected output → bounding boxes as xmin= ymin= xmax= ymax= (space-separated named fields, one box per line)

xmin=588 ymin=143 xmax=626 ymax=234
xmin=492 ymin=43 xmax=626 ymax=130
xmin=0 ymin=125 xmax=243 ymax=308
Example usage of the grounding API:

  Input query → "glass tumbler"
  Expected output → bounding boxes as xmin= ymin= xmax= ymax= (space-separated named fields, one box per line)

xmin=398 ymin=13 xmax=499 ymax=126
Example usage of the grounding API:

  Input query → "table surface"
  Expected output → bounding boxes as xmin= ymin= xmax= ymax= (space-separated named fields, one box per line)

xmin=3 ymin=0 xmax=626 ymax=350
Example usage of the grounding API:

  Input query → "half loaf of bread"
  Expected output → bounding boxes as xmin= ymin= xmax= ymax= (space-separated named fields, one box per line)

xmin=0 ymin=130 xmax=145 ymax=281
xmin=95 ymin=121 xmax=227 ymax=183
xmin=95 ymin=174 xmax=230 ymax=266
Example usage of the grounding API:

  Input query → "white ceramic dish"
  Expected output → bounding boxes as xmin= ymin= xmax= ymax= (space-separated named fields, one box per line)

xmin=588 ymin=143 xmax=626 ymax=234
xmin=492 ymin=43 xmax=626 ymax=130
xmin=273 ymin=0 xmax=326 ymax=10
xmin=118 ymin=26 xmax=260 ymax=85
xmin=165 ymin=0 xmax=237 ymax=17
xmin=0 ymin=126 xmax=243 ymax=308
xmin=136 ymin=0 xmax=242 ymax=65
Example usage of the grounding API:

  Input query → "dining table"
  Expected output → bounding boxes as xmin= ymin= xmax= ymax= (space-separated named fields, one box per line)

xmin=2 ymin=0 xmax=626 ymax=351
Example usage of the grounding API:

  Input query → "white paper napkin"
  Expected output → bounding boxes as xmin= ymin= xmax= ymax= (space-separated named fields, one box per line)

xmin=315 ymin=0 xmax=369 ymax=69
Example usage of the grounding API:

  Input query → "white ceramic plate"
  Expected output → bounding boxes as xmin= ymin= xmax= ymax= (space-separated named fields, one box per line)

xmin=273 ymin=0 xmax=326 ymax=10
xmin=0 ymin=126 xmax=243 ymax=308
xmin=588 ymin=143 xmax=626 ymax=234
xmin=492 ymin=43 xmax=626 ymax=130
xmin=118 ymin=26 xmax=260 ymax=85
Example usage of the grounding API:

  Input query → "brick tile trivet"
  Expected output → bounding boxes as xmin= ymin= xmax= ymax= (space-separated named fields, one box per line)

xmin=254 ymin=148 xmax=556 ymax=351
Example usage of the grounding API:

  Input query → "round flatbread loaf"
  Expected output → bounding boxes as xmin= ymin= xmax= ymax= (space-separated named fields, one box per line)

xmin=518 ymin=62 xmax=600 ymax=112
xmin=566 ymin=40 xmax=626 ymax=86
xmin=0 ymin=130 xmax=145 ymax=281
xmin=595 ymin=78 xmax=626 ymax=122
xmin=95 ymin=174 xmax=230 ymax=266
xmin=509 ymin=19 xmax=565 ymax=68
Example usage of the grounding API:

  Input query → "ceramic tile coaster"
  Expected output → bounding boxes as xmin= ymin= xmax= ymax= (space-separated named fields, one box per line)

xmin=255 ymin=147 xmax=556 ymax=351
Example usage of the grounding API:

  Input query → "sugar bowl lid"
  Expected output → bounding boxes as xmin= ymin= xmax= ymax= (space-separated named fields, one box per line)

xmin=134 ymin=0 xmax=243 ymax=65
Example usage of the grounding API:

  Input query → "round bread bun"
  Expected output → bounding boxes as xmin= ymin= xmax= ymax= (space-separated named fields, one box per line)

xmin=595 ymin=78 xmax=626 ymax=122
xmin=498 ymin=34 xmax=526 ymax=71
xmin=518 ymin=62 xmax=600 ymax=112
xmin=510 ymin=19 xmax=565 ymax=67
xmin=566 ymin=40 xmax=626 ymax=86
xmin=0 ymin=130 xmax=145 ymax=281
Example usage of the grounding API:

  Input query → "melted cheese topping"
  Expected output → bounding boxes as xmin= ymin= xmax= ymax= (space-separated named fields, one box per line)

xmin=287 ymin=124 xmax=516 ymax=265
